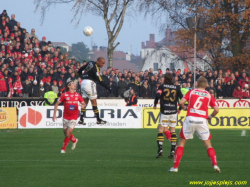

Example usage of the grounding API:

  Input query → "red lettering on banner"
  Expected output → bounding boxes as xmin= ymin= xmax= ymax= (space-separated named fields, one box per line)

xmin=216 ymin=100 xmax=230 ymax=107
xmin=233 ymin=100 xmax=250 ymax=108
xmin=0 ymin=123 xmax=15 ymax=127
xmin=0 ymin=115 xmax=7 ymax=120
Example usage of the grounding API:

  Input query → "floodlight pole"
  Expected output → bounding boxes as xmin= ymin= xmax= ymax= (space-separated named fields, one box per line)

xmin=194 ymin=16 xmax=197 ymax=88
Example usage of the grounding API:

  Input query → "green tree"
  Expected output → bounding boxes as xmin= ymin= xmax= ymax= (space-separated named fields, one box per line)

xmin=69 ymin=42 xmax=90 ymax=63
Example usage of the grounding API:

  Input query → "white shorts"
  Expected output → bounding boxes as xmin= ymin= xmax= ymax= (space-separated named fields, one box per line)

xmin=81 ymin=79 xmax=97 ymax=100
xmin=159 ymin=113 xmax=177 ymax=127
xmin=180 ymin=116 xmax=211 ymax=140
xmin=63 ymin=119 xmax=77 ymax=129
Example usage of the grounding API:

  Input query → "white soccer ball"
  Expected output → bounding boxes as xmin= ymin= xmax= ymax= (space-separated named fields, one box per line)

xmin=83 ymin=26 xmax=93 ymax=36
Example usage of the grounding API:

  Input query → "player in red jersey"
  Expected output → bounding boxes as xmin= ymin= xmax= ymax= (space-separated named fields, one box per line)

xmin=52 ymin=78 xmax=86 ymax=153
xmin=169 ymin=77 xmax=221 ymax=173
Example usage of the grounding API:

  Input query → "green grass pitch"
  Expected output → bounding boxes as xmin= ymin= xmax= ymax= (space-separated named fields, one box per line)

xmin=0 ymin=129 xmax=249 ymax=187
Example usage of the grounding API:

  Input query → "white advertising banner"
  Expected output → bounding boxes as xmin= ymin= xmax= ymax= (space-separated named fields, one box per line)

xmin=96 ymin=99 xmax=250 ymax=108
xmin=18 ymin=106 xmax=142 ymax=129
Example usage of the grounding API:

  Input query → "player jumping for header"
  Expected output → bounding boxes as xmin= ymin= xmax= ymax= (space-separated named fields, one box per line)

xmin=78 ymin=57 xmax=111 ymax=125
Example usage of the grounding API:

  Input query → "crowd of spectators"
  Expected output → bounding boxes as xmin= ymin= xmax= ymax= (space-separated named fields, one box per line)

xmin=97 ymin=68 xmax=250 ymax=99
xmin=0 ymin=9 xmax=249 ymax=99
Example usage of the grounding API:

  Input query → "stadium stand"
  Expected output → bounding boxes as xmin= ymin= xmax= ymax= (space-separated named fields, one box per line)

xmin=0 ymin=9 xmax=249 ymax=99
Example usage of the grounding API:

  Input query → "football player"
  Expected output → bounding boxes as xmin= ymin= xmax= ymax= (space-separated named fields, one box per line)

xmin=52 ymin=78 xmax=86 ymax=153
xmin=154 ymin=73 xmax=183 ymax=158
xmin=78 ymin=57 xmax=111 ymax=125
xmin=168 ymin=76 xmax=221 ymax=173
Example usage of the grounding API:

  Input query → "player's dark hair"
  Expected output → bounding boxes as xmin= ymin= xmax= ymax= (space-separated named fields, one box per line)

xmin=97 ymin=57 xmax=105 ymax=62
xmin=197 ymin=76 xmax=208 ymax=88
xmin=164 ymin=73 xmax=174 ymax=85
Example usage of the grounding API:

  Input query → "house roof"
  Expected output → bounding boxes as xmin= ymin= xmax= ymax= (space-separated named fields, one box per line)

xmin=52 ymin=42 xmax=70 ymax=46
xmin=100 ymin=59 xmax=141 ymax=73
xmin=166 ymin=45 xmax=209 ymax=69
xmin=90 ymin=48 xmax=141 ymax=72
xmin=92 ymin=50 xmax=126 ymax=59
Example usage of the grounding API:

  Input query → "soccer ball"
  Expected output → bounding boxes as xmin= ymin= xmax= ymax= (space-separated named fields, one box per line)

xmin=83 ymin=26 xmax=93 ymax=36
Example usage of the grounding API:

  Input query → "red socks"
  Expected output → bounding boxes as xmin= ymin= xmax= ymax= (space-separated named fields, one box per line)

xmin=70 ymin=134 xmax=77 ymax=143
xmin=62 ymin=137 xmax=70 ymax=150
xmin=164 ymin=130 xmax=171 ymax=141
xmin=207 ymin=147 xmax=218 ymax=166
xmin=173 ymin=146 xmax=184 ymax=168
xmin=172 ymin=146 xmax=217 ymax=169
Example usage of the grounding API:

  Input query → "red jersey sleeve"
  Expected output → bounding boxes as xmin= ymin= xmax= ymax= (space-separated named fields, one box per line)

xmin=183 ymin=90 xmax=191 ymax=101
xmin=58 ymin=93 xmax=65 ymax=103
xmin=209 ymin=94 xmax=217 ymax=108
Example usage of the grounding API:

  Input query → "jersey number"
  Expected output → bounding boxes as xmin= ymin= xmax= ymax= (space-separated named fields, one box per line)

xmin=163 ymin=89 xmax=176 ymax=102
xmin=193 ymin=97 xmax=204 ymax=109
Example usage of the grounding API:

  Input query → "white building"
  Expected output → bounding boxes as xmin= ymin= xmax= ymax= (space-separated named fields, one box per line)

xmin=142 ymin=46 xmax=189 ymax=73
xmin=52 ymin=42 xmax=71 ymax=52
xmin=141 ymin=29 xmax=212 ymax=73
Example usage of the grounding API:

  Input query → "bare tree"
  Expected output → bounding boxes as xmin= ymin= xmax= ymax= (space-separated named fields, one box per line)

xmin=34 ymin=0 xmax=133 ymax=67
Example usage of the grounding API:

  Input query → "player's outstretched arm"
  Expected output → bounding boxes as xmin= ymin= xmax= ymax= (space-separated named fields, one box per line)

xmin=208 ymin=106 xmax=219 ymax=120
xmin=153 ymin=93 xmax=160 ymax=109
xmin=179 ymin=98 xmax=187 ymax=110
xmin=78 ymin=64 xmax=87 ymax=75
xmin=52 ymin=101 xmax=61 ymax=122
xmin=80 ymin=101 xmax=86 ymax=109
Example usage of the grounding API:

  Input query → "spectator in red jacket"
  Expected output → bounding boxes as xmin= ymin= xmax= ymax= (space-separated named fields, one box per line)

xmin=0 ymin=74 xmax=7 ymax=97
xmin=240 ymin=77 xmax=250 ymax=89
xmin=13 ymin=75 xmax=23 ymax=96
xmin=232 ymin=85 xmax=243 ymax=99
xmin=224 ymin=71 xmax=231 ymax=83
xmin=242 ymin=84 xmax=250 ymax=99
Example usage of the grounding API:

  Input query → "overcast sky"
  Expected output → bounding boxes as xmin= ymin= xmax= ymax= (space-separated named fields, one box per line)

xmin=0 ymin=0 xmax=165 ymax=55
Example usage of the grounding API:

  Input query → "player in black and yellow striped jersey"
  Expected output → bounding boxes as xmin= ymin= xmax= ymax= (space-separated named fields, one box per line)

xmin=77 ymin=57 xmax=111 ymax=125
xmin=154 ymin=73 xmax=183 ymax=159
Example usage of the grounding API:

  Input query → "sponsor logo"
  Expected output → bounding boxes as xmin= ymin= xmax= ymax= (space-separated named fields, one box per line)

xmin=164 ymin=110 xmax=176 ymax=113
xmin=87 ymin=122 xmax=126 ymax=127
xmin=20 ymin=108 xmax=42 ymax=127
xmin=216 ymin=100 xmax=230 ymax=107
xmin=233 ymin=100 xmax=250 ymax=107
xmin=69 ymin=105 xmax=75 ymax=110
xmin=189 ymin=120 xmax=203 ymax=124
xmin=163 ymin=85 xmax=176 ymax=88
xmin=46 ymin=108 xmax=138 ymax=119
xmin=194 ymin=91 xmax=208 ymax=97
xmin=138 ymin=104 xmax=154 ymax=107
xmin=208 ymin=116 xmax=250 ymax=127
xmin=0 ymin=109 xmax=8 ymax=123
xmin=144 ymin=111 xmax=160 ymax=127
xmin=164 ymin=103 xmax=175 ymax=107
xmin=0 ymin=100 xmax=44 ymax=108
xmin=66 ymin=97 xmax=70 ymax=100
xmin=201 ymin=131 xmax=209 ymax=134
xmin=143 ymin=108 xmax=250 ymax=129
xmin=190 ymin=108 xmax=206 ymax=115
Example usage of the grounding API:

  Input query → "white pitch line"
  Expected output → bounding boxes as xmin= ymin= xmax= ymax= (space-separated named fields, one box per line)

xmin=0 ymin=160 xmax=248 ymax=163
